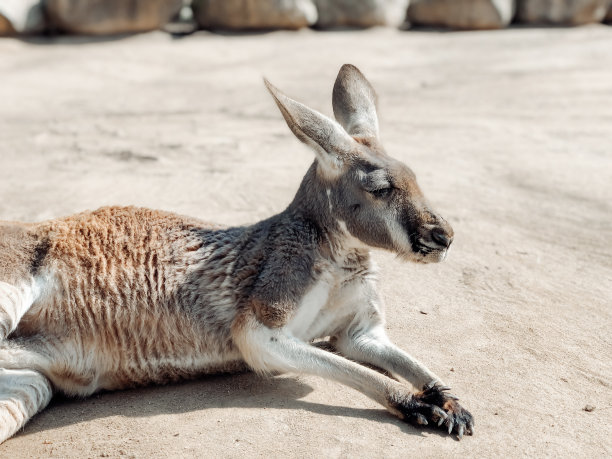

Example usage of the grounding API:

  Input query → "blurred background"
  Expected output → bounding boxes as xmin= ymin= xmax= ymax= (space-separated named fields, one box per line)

xmin=1 ymin=0 xmax=611 ymax=222
xmin=2 ymin=0 xmax=612 ymax=36
xmin=0 ymin=1 xmax=611 ymax=458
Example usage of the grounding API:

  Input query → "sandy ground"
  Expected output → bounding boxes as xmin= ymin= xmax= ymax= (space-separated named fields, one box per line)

xmin=0 ymin=25 xmax=611 ymax=458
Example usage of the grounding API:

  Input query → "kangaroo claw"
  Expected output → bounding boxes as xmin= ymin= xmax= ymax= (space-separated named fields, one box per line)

xmin=403 ymin=383 xmax=474 ymax=439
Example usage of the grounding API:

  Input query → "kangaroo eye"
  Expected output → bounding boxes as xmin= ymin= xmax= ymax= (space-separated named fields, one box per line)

xmin=369 ymin=187 xmax=393 ymax=198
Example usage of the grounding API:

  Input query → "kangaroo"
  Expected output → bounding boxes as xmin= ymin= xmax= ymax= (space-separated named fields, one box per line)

xmin=0 ymin=64 xmax=473 ymax=444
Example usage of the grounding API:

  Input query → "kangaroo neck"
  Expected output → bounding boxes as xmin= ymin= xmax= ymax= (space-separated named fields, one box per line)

xmin=284 ymin=160 xmax=370 ymax=264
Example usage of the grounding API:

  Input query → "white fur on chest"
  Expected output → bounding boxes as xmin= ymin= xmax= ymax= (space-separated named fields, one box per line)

xmin=284 ymin=251 xmax=377 ymax=341
xmin=285 ymin=279 xmax=332 ymax=340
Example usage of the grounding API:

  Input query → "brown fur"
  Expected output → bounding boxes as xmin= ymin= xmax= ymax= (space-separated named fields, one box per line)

xmin=0 ymin=222 xmax=39 ymax=284
xmin=13 ymin=207 xmax=241 ymax=391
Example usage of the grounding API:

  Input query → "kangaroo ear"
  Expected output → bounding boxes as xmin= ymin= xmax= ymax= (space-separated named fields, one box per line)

xmin=264 ymin=78 xmax=356 ymax=174
xmin=332 ymin=64 xmax=379 ymax=141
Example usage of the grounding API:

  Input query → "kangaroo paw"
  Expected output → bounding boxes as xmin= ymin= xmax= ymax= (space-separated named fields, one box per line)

xmin=387 ymin=391 xmax=448 ymax=427
xmin=415 ymin=381 xmax=474 ymax=440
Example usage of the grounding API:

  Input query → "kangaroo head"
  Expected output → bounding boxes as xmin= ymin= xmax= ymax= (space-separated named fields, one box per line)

xmin=265 ymin=64 xmax=453 ymax=264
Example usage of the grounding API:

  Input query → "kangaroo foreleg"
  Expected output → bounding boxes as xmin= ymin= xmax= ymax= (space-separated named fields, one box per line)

xmin=233 ymin=315 xmax=448 ymax=427
xmin=336 ymin=324 xmax=474 ymax=438
xmin=337 ymin=325 xmax=442 ymax=388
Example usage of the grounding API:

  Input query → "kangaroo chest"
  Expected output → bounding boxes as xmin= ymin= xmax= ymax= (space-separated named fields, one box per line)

xmin=284 ymin=252 xmax=373 ymax=341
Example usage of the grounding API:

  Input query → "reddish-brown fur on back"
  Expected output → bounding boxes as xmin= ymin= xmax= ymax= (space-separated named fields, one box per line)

xmin=14 ymin=207 xmax=243 ymax=392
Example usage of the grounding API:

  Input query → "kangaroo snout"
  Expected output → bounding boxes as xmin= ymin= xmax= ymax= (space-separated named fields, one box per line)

xmin=414 ymin=218 xmax=454 ymax=260
xmin=430 ymin=225 xmax=453 ymax=249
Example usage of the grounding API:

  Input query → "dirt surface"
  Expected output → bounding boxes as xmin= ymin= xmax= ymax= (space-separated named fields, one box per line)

xmin=1 ymin=26 xmax=611 ymax=458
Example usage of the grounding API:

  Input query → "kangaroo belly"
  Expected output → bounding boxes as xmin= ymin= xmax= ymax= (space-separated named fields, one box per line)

xmin=16 ymin=275 xmax=243 ymax=395
xmin=47 ymin=347 xmax=245 ymax=397
xmin=95 ymin=312 xmax=243 ymax=392
xmin=96 ymin=347 xmax=245 ymax=392
xmin=26 ymin=308 xmax=244 ymax=396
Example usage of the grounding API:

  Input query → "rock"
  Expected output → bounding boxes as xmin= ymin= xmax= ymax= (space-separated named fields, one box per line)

xmin=46 ymin=0 xmax=184 ymax=35
xmin=0 ymin=0 xmax=45 ymax=35
xmin=163 ymin=4 xmax=198 ymax=35
xmin=515 ymin=0 xmax=611 ymax=25
xmin=603 ymin=2 xmax=612 ymax=22
xmin=407 ymin=0 xmax=516 ymax=30
xmin=0 ymin=15 xmax=14 ymax=36
xmin=0 ymin=17 xmax=12 ymax=36
xmin=192 ymin=0 xmax=317 ymax=30
xmin=313 ymin=0 xmax=409 ymax=28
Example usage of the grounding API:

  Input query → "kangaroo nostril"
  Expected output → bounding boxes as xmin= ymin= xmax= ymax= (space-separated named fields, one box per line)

xmin=431 ymin=227 xmax=452 ymax=248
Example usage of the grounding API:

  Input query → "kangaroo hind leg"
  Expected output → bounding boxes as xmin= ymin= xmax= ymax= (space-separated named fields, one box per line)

xmin=0 ymin=337 xmax=56 ymax=444
xmin=0 ymin=280 xmax=40 ymax=340
xmin=0 ymin=368 xmax=52 ymax=444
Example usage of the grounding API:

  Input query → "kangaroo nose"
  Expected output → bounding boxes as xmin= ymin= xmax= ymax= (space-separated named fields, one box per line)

xmin=431 ymin=227 xmax=452 ymax=248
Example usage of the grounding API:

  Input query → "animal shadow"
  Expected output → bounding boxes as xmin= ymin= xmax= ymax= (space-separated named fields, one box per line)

xmin=16 ymin=372 xmax=447 ymax=440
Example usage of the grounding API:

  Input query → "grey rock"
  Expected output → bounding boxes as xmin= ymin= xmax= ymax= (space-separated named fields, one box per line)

xmin=193 ymin=0 xmax=317 ymax=30
xmin=408 ymin=0 xmax=516 ymax=30
xmin=46 ymin=0 xmax=184 ymax=35
xmin=516 ymin=0 xmax=611 ymax=25
xmin=0 ymin=0 xmax=45 ymax=35
xmin=603 ymin=2 xmax=612 ymax=22
xmin=313 ymin=0 xmax=409 ymax=28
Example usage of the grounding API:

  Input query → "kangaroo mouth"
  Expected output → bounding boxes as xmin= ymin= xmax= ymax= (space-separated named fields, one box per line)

xmin=414 ymin=241 xmax=435 ymax=255
xmin=415 ymin=237 xmax=448 ymax=253
xmin=408 ymin=231 xmax=433 ymax=256
xmin=387 ymin=219 xmax=448 ymax=263
xmin=409 ymin=237 xmax=450 ymax=264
